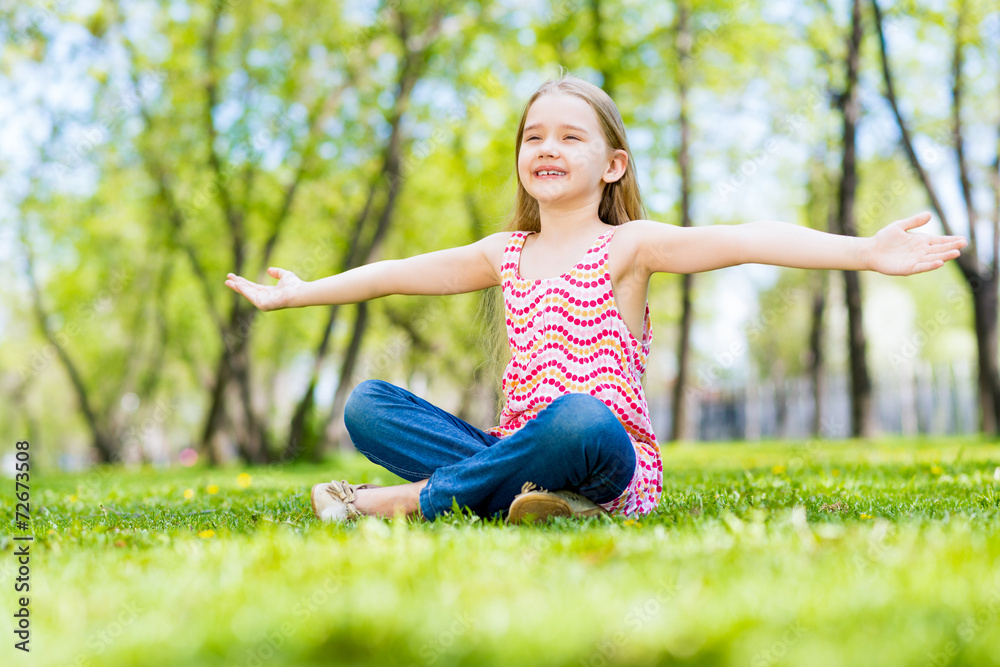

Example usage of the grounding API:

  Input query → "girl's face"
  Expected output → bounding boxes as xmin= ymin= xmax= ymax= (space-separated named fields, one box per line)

xmin=517 ymin=92 xmax=627 ymax=210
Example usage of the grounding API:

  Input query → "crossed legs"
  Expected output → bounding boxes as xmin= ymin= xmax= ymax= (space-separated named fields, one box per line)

xmin=342 ymin=379 xmax=636 ymax=521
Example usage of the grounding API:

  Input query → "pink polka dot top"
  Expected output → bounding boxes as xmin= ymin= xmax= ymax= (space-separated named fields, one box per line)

xmin=485 ymin=226 xmax=663 ymax=516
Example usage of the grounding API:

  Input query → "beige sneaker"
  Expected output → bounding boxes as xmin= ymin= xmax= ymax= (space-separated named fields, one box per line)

xmin=310 ymin=480 xmax=382 ymax=522
xmin=507 ymin=482 xmax=609 ymax=524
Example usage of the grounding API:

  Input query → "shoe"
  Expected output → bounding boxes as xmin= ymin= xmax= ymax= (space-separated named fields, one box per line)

xmin=310 ymin=480 xmax=382 ymax=522
xmin=507 ymin=481 xmax=609 ymax=524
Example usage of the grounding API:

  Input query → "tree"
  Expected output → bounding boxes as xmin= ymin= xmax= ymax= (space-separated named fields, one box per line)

xmin=669 ymin=0 xmax=696 ymax=441
xmin=834 ymin=0 xmax=875 ymax=437
xmin=872 ymin=0 xmax=1000 ymax=434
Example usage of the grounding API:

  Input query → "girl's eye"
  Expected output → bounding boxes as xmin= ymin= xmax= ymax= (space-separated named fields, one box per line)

xmin=523 ymin=134 xmax=580 ymax=142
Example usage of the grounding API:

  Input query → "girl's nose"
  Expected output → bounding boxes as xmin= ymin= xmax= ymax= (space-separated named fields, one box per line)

xmin=537 ymin=138 xmax=559 ymax=158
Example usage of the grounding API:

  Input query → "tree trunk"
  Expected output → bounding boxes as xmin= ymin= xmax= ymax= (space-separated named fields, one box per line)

xmin=807 ymin=274 xmax=827 ymax=437
xmin=319 ymin=301 xmax=370 ymax=457
xmin=230 ymin=341 xmax=271 ymax=463
xmin=971 ymin=271 xmax=1000 ymax=433
xmin=198 ymin=350 xmax=229 ymax=466
xmin=871 ymin=0 xmax=1000 ymax=435
xmin=21 ymin=228 xmax=117 ymax=463
xmin=199 ymin=302 xmax=261 ymax=463
xmin=590 ymin=0 xmax=613 ymax=94
xmin=283 ymin=11 xmax=441 ymax=461
xmin=315 ymin=131 xmax=408 ymax=457
xmin=671 ymin=276 xmax=694 ymax=441
xmin=773 ymin=362 xmax=789 ymax=438
xmin=670 ymin=1 xmax=694 ymax=442
xmin=836 ymin=0 xmax=874 ymax=438
xmin=806 ymin=147 xmax=832 ymax=438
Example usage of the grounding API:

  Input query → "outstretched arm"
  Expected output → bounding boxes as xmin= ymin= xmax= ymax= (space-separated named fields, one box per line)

xmin=225 ymin=233 xmax=505 ymax=312
xmin=634 ymin=212 xmax=967 ymax=276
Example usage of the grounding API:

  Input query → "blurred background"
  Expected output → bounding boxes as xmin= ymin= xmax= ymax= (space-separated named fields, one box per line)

xmin=1 ymin=0 xmax=997 ymax=472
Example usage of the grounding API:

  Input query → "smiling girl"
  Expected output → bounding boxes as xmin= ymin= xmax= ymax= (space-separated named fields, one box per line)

xmin=225 ymin=74 xmax=966 ymax=524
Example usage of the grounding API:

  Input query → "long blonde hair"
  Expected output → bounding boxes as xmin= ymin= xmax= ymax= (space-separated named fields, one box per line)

xmin=477 ymin=73 xmax=647 ymax=418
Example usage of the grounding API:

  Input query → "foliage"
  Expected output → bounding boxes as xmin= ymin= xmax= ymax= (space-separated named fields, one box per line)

xmin=1 ymin=0 xmax=998 ymax=460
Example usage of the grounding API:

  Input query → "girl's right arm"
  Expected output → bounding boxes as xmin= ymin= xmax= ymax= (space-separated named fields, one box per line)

xmin=225 ymin=233 xmax=508 ymax=312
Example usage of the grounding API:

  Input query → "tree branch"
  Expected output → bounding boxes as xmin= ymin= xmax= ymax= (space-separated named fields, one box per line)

xmin=19 ymin=222 xmax=115 ymax=462
xmin=203 ymin=0 xmax=246 ymax=273
xmin=871 ymin=0 xmax=977 ymax=278
xmin=951 ymin=3 xmax=978 ymax=252
xmin=992 ymin=80 xmax=1000 ymax=276
xmin=113 ymin=25 xmax=228 ymax=337
xmin=258 ymin=70 xmax=357 ymax=271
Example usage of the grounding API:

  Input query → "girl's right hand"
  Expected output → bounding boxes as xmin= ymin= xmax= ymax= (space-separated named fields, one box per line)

xmin=225 ymin=267 xmax=303 ymax=311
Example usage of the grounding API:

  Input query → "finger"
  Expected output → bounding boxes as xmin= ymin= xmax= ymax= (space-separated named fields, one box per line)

xmin=926 ymin=235 xmax=965 ymax=243
xmin=231 ymin=279 xmax=264 ymax=306
xmin=922 ymin=249 xmax=962 ymax=263
xmin=909 ymin=260 xmax=945 ymax=274
xmin=897 ymin=212 xmax=932 ymax=232
xmin=268 ymin=267 xmax=285 ymax=280
xmin=930 ymin=237 xmax=968 ymax=249
xmin=226 ymin=280 xmax=251 ymax=303
xmin=236 ymin=276 xmax=263 ymax=290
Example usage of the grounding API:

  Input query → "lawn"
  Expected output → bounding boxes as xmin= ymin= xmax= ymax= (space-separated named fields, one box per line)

xmin=3 ymin=437 xmax=1000 ymax=666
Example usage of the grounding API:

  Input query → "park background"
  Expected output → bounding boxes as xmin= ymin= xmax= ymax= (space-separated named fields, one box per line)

xmin=2 ymin=2 xmax=1000 ymax=667
xmin=1 ymin=0 xmax=999 ymax=468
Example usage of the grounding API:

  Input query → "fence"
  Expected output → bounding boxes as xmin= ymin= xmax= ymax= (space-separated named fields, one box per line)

xmin=648 ymin=360 xmax=981 ymax=441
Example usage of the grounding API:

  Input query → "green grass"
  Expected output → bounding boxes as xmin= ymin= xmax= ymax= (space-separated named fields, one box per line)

xmin=4 ymin=437 xmax=1000 ymax=666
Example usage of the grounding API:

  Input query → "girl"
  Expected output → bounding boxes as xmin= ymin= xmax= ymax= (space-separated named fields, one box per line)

xmin=224 ymin=74 xmax=966 ymax=524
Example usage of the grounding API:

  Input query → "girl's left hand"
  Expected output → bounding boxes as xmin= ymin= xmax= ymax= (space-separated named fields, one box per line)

xmin=867 ymin=212 xmax=967 ymax=275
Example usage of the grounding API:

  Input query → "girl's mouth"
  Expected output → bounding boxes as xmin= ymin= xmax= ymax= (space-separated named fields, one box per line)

xmin=534 ymin=169 xmax=566 ymax=179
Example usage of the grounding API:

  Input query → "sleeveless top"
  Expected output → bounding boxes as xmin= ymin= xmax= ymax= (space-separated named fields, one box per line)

xmin=485 ymin=226 xmax=663 ymax=516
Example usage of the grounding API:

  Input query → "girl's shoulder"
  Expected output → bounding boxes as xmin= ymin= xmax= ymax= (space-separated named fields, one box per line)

xmin=479 ymin=231 xmax=524 ymax=285
xmin=615 ymin=218 xmax=663 ymax=239
xmin=610 ymin=218 xmax=655 ymax=261
xmin=612 ymin=219 xmax=681 ymax=279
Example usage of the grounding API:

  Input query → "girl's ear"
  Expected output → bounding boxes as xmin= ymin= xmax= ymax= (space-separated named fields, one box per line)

xmin=603 ymin=149 xmax=629 ymax=184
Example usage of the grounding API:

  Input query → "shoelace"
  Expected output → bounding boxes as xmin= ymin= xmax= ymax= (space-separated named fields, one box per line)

xmin=326 ymin=480 xmax=357 ymax=501
xmin=519 ymin=481 xmax=550 ymax=495
xmin=325 ymin=480 xmax=362 ymax=518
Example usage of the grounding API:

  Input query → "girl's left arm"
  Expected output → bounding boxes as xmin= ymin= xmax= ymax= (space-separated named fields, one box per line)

xmin=633 ymin=212 xmax=967 ymax=276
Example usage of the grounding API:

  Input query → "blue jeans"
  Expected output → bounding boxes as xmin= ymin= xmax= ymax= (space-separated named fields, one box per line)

xmin=343 ymin=379 xmax=637 ymax=520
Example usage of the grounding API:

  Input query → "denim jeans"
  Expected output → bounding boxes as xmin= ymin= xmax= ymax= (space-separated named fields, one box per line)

xmin=343 ymin=379 xmax=637 ymax=520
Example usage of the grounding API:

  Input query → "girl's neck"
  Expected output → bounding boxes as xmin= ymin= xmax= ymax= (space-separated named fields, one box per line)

xmin=536 ymin=200 xmax=609 ymax=242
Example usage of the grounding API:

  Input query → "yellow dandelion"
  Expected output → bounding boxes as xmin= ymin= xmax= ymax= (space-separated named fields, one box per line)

xmin=930 ymin=465 xmax=943 ymax=475
xmin=859 ymin=513 xmax=873 ymax=520
xmin=831 ymin=469 xmax=840 ymax=477
xmin=237 ymin=473 xmax=252 ymax=489
xmin=206 ymin=484 xmax=219 ymax=495
xmin=198 ymin=530 xmax=215 ymax=538
xmin=624 ymin=519 xmax=638 ymax=526
xmin=772 ymin=465 xmax=786 ymax=475
xmin=183 ymin=488 xmax=194 ymax=500
xmin=47 ymin=529 xmax=56 ymax=535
